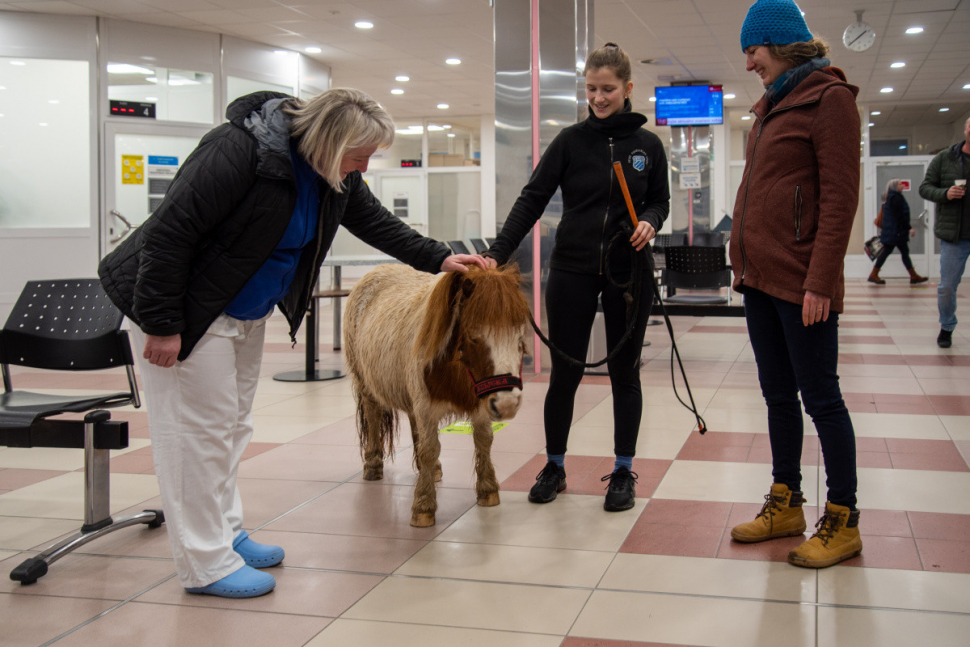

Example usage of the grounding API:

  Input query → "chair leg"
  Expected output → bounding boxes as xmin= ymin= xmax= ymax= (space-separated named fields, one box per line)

xmin=9 ymin=414 xmax=164 ymax=584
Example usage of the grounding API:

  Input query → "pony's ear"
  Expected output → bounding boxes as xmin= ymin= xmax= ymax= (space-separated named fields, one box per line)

xmin=415 ymin=271 xmax=469 ymax=363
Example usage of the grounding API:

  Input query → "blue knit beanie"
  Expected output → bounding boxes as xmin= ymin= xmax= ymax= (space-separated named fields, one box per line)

xmin=740 ymin=0 xmax=813 ymax=51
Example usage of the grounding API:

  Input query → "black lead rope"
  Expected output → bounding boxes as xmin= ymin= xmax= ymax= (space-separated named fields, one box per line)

xmin=527 ymin=231 xmax=707 ymax=434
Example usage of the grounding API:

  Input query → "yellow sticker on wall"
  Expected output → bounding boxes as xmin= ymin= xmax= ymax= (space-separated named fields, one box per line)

xmin=439 ymin=421 xmax=508 ymax=435
xmin=121 ymin=154 xmax=144 ymax=185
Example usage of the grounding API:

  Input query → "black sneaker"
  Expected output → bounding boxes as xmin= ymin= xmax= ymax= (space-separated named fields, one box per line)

xmin=528 ymin=462 xmax=566 ymax=503
xmin=602 ymin=466 xmax=638 ymax=512
xmin=938 ymin=329 xmax=953 ymax=349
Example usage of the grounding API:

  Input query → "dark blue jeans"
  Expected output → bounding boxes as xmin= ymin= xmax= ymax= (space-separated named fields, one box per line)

xmin=743 ymin=288 xmax=857 ymax=509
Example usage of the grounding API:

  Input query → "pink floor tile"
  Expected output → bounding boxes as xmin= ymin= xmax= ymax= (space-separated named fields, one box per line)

xmin=677 ymin=445 xmax=752 ymax=462
xmin=0 ymin=468 xmax=67 ymax=490
xmin=874 ymin=401 xmax=937 ymax=415
xmin=563 ymin=639 xmax=701 ymax=647
xmin=855 ymin=437 xmax=889 ymax=452
xmin=856 ymin=451 xmax=893 ymax=469
xmin=858 ymin=509 xmax=913 ymax=537
xmin=915 ymin=538 xmax=970 ymax=573
xmin=889 ymin=452 xmax=969 ymax=472
xmin=716 ymin=533 xmax=806 ymax=563
xmin=639 ymin=499 xmax=733 ymax=527
xmin=839 ymin=321 xmax=887 ymax=329
xmin=844 ymin=535 xmax=922 ymax=570
xmin=619 ymin=522 xmax=723 ymax=558
xmin=908 ymin=511 xmax=970 ymax=541
xmin=861 ymin=354 xmax=909 ymax=365
xmin=929 ymin=395 xmax=970 ymax=416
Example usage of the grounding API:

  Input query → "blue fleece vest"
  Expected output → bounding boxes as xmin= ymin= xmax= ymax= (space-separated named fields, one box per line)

xmin=225 ymin=142 xmax=319 ymax=320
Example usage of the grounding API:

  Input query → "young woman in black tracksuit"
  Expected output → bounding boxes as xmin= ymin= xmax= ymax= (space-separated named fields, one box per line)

xmin=484 ymin=43 xmax=670 ymax=512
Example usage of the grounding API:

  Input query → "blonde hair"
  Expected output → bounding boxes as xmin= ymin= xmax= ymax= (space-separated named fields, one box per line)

xmin=766 ymin=37 xmax=830 ymax=68
xmin=882 ymin=178 xmax=901 ymax=202
xmin=283 ymin=88 xmax=395 ymax=192
xmin=583 ymin=42 xmax=632 ymax=83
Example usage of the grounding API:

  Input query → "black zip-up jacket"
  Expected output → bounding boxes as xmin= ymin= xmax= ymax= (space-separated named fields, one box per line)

xmin=99 ymin=91 xmax=449 ymax=361
xmin=487 ymin=102 xmax=669 ymax=274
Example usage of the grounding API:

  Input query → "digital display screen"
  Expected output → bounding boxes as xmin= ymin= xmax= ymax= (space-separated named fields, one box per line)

xmin=655 ymin=85 xmax=723 ymax=126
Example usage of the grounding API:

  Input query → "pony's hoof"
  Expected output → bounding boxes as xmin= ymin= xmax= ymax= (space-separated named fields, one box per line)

xmin=362 ymin=466 xmax=383 ymax=481
xmin=410 ymin=513 xmax=435 ymax=527
xmin=477 ymin=492 xmax=500 ymax=507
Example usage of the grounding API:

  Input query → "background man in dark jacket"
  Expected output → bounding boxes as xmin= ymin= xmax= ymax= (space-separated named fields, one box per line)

xmin=919 ymin=116 xmax=970 ymax=348
xmin=99 ymin=89 xmax=484 ymax=598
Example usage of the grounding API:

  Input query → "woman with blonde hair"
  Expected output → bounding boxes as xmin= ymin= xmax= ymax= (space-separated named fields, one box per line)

xmin=728 ymin=0 xmax=863 ymax=568
xmin=868 ymin=178 xmax=927 ymax=284
xmin=100 ymin=88 xmax=484 ymax=598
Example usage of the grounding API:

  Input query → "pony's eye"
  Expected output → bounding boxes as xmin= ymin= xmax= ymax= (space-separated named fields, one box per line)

xmin=468 ymin=336 xmax=481 ymax=345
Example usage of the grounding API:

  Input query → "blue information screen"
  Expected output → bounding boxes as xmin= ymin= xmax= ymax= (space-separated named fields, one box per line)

xmin=655 ymin=85 xmax=723 ymax=126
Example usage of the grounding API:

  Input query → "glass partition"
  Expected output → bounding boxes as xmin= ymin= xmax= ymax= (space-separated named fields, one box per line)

xmin=107 ymin=63 xmax=214 ymax=124
xmin=0 ymin=57 xmax=90 ymax=228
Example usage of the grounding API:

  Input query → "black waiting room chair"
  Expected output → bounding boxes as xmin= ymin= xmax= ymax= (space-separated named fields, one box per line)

xmin=469 ymin=238 xmax=489 ymax=254
xmin=662 ymin=245 xmax=733 ymax=305
xmin=447 ymin=240 xmax=471 ymax=255
xmin=0 ymin=279 xmax=164 ymax=584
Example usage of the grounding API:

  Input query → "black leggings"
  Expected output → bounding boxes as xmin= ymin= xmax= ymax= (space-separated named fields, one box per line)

xmin=874 ymin=241 xmax=913 ymax=270
xmin=543 ymin=267 xmax=652 ymax=457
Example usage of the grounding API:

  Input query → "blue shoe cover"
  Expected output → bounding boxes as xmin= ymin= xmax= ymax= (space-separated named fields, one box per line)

xmin=185 ymin=565 xmax=275 ymax=598
xmin=233 ymin=530 xmax=285 ymax=568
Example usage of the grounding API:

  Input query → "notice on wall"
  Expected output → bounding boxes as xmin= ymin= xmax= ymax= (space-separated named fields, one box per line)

xmin=121 ymin=155 xmax=144 ymax=185
xmin=681 ymin=158 xmax=700 ymax=174
xmin=680 ymin=173 xmax=702 ymax=189
xmin=899 ymin=179 xmax=912 ymax=191
xmin=147 ymin=155 xmax=179 ymax=176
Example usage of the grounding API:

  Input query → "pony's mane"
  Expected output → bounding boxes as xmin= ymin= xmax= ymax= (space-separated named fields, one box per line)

xmin=459 ymin=265 xmax=530 ymax=329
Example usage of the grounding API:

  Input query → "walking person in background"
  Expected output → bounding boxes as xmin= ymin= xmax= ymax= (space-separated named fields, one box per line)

xmin=728 ymin=0 xmax=863 ymax=568
xmin=484 ymin=42 xmax=669 ymax=512
xmin=919 ymin=116 xmax=970 ymax=349
xmin=868 ymin=178 xmax=927 ymax=285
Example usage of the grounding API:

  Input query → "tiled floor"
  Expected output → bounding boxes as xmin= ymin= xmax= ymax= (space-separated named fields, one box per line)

xmin=3 ymin=277 xmax=970 ymax=646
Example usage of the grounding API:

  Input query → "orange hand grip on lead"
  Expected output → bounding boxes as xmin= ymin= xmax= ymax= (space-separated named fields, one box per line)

xmin=612 ymin=161 xmax=639 ymax=227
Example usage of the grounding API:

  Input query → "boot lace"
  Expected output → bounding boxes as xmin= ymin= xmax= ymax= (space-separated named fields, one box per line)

xmin=755 ymin=493 xmax=784 ymax=521
xmin=809 ymin=510 xmax=844 ymax=546
xmin=535 ymin=462 xmax=563 ymax=486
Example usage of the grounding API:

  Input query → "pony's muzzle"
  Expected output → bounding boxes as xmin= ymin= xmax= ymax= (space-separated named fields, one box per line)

xmin=487 ymin=389 xmax=522 ymax=421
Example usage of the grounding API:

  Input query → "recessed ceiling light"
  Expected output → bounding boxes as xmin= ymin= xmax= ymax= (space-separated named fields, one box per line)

xmin=0 ymin=86 xmax=5 ymax=90
xmin=871 ymin=111 xmax=881 ymax=115
xmin=964 ymin=84 xmax=970 ymax=90
xmin=48 ymin=99 xmax=59 ymax=104
xmin=940 ymin=107 xmax=950 ymax=112
xmin=145 ymin=96 xmax=157 ymax=101
xmin=10 ymin=60 xmax=26 ymax=66
xmin=447 ymin=133 xmax=456 ymax=138
xmin=880 ymin=87 xmax=893 ymax=93
xmin=273 ymin=50 xmax=289 ymax=55
xmin=724 ymin=93 xmax=736 ymax=99
xmin=146 ymin=77 xmax=157 ymax=83
xmin=649 ymin=96 xmax=656 ymax=102
xmin=741 ymin=115 xmax=752 ymax=120
xmin=905 ymin=27 xmax=923 ymax=34
xmin=868 ymin=122 xmax=875 ymax=127
xmin=395 ymin=75 xmax=410 ymax=82
xmin=427 ymin=125 xmax=445 ymax=131
xmin=39 ymin=122 xmax=48 ymax=126
xmin=305 ymin=46 xmax=322 ymax=54
xmin=355 ymin=21 xmax=374 ymax=29
xmin=445 ymin=58 xmax=461 ymax=65
xmin=391 ymin=88 xmax=404 ymax=95
xmin=890 ymin=62 xmax=906 ymax=68
xmin=437 ymin=103 xmax=449 ymax=109
xmin=443 ymin=125 xmax=452 ymax=129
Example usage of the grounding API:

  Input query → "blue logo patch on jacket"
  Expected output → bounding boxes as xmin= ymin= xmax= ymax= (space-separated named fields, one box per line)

xmin=631 ymin=155 xmax=646 ymax=172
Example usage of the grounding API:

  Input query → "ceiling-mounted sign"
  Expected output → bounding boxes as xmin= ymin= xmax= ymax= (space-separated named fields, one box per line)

xmin=110 ymin=100 xmax=156 ymax=119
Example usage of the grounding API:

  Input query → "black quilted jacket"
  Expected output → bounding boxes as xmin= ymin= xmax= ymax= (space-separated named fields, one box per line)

xmin=99 ymin=91 xmax=449 ymax=360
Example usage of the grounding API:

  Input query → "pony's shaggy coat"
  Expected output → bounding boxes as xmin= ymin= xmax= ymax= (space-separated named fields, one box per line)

xmin=344 ymin=264 xmax=530 ymax=527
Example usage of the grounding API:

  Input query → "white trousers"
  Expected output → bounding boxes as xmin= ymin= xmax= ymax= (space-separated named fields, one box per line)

xmin=130 ymin=314 xmax=267 ymax=587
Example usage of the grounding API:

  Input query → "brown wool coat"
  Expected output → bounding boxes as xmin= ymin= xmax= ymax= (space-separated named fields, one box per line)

xmin=730 ymin=67 xmax=861 ymax=313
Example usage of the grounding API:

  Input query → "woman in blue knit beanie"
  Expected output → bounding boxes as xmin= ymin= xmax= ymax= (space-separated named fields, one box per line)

xmin=728 ymin=0 xmax=864 ymax=569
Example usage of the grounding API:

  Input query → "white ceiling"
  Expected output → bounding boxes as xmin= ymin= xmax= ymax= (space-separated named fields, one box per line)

xmin=4 ymin=0 xmax=969 ymax=126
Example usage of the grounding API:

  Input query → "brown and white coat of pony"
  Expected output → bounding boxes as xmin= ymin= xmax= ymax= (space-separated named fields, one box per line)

xmin=344 ymin=264 xmax=531 ymax=527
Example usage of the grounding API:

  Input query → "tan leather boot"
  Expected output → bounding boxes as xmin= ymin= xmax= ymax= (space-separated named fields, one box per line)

xmin=908 ymin=268 xmax=928 ymax=284
xmin=731 ymin=483 xmax=807 ymax=543
xmin=788 ymin=502 xmax=862 ymax=568
xmin=867 ymin=267 xmax=885 ymax=284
